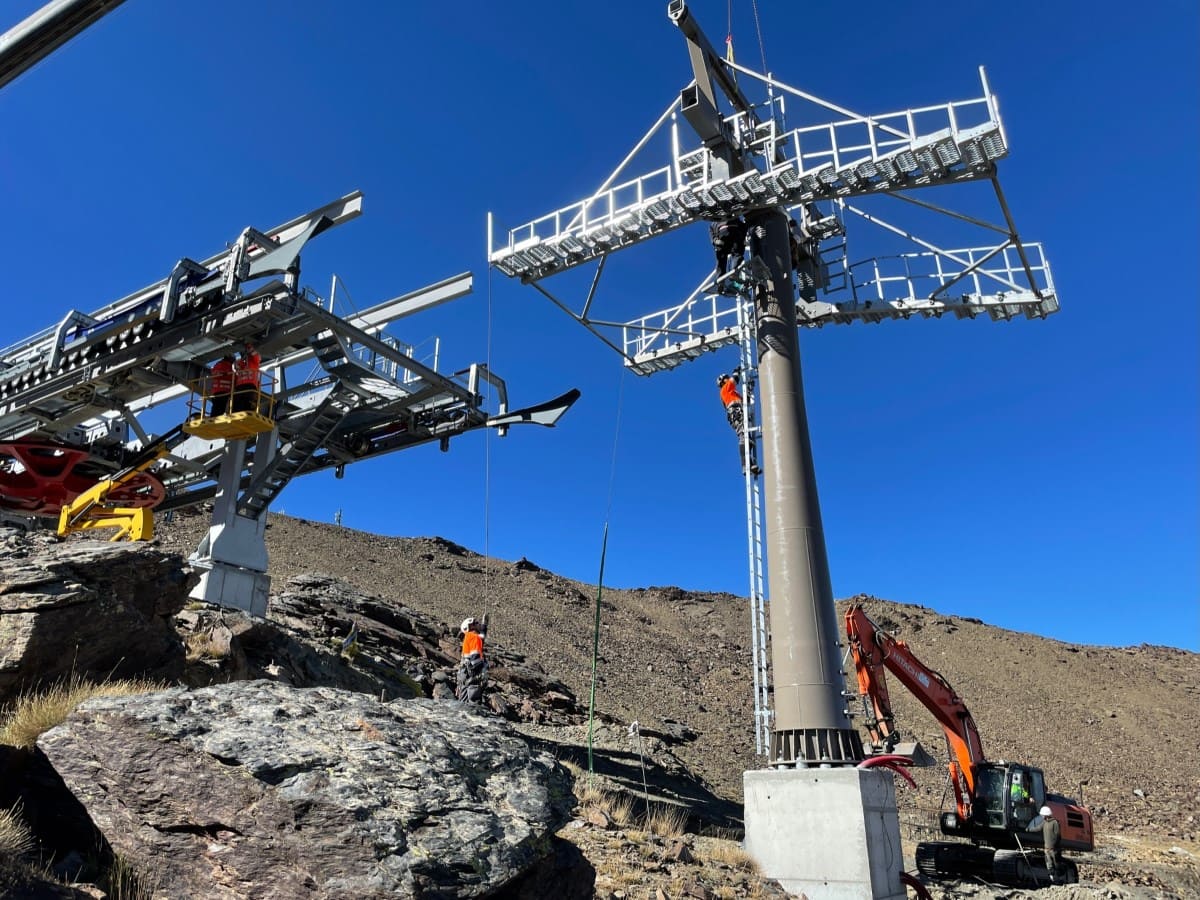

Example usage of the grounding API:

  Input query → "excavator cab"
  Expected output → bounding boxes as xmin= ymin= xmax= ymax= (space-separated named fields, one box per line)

xmin=1005 ymin=766 xmax=1046 ymax=829
xmin=974 ymin=766 xmax=1008 ymax=829
xmin=947 ymin=763 xmax=1046 ymax=840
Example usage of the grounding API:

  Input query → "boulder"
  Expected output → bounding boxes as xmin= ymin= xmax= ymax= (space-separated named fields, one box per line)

xmin=0 ymin=535 xmax=192 ymax=701
xmin=37 ymin=680 xmax=575 ymax=899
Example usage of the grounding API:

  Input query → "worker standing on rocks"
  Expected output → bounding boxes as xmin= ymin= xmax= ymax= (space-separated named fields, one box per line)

xmin=457 ymin=614 xmax=488 ymax=704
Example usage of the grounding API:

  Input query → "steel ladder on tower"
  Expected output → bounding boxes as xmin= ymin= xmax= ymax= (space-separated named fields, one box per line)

xmin=735 ymin=293 xmax=771 ymax=756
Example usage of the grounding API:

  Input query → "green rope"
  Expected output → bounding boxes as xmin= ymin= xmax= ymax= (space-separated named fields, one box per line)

xmin=586 ymin=521 xmax=609 ymax=775
xmin=587 ymin=367 xmax=625 ymax=777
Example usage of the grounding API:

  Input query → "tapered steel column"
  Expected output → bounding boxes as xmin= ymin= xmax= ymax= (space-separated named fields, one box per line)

xmin=747 ymin=209 xmax=863 ymax=766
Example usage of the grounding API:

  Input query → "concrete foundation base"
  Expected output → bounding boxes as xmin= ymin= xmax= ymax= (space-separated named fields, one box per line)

xmin=189 ymin=561 xmax=270 ymax=617
xmin=744 ymin=767 xmax=905 ymax=900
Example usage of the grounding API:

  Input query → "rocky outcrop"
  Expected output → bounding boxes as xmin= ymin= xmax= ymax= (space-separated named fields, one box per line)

xmin=0 ymin=531 xmax=192 ymax=701
xmin=37 ymin=680 xmax=574 ymax=899
xmin=177 ymin=572 xmax=584 ymax=726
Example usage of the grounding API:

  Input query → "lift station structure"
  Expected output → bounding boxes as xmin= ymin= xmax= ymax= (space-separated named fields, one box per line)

xmin=488 ymin=2 xmax=1056 ymax=895
xmin=0 ymin=192 xmax=576 ymax=612
xmin=0 ymin=1 xmax=578 ymax=614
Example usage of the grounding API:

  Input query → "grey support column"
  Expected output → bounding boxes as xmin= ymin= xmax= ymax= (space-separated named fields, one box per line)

xmin=747 ymin=209 xmax=862 ymax=766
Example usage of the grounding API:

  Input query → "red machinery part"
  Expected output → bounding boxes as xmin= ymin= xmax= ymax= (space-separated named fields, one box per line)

xmin=0 ymin=441 xmax=165 ymax=517
xmin=858 ymin=753 xmax=918 ymax=789
xmin=900 ymin=871 xmax=933 ymax=900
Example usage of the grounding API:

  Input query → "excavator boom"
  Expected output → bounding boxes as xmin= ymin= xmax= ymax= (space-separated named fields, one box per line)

xmin=845 ymin=601 xmax=1094 ymax=888
xmin=845 ymin=603 xmax=985 ymax=818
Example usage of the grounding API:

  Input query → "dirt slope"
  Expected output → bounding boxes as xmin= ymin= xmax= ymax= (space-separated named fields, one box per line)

xmin=156 ymin=512 xmax=1199 ymax=894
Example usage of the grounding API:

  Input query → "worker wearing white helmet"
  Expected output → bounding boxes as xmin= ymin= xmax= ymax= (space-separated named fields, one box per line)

xmin=1040 ymin=806 xmax=1064 ymax=884
xmin=456 ymin=614 xmax=489 ymax=704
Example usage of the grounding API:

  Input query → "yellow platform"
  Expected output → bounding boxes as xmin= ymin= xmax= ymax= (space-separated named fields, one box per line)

xmin=184 ymin=410 xmax=276 ymax=440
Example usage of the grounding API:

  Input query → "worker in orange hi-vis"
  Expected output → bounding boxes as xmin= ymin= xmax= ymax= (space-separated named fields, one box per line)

xmin=209 ymin=354 xmax=235 ymax=416
xmin=717 ymin=372 xmax=760 ymax=476
xmin=233 ymin=341 xmax=262 ymax=413
xmin=456 ymin=614 xmax=489 ymax=704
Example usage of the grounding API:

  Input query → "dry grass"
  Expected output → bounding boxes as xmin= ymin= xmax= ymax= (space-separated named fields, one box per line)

xmin=696 ymin=839 xmax=760 ymax=874
xmin=644 ymin=802 xmax=689 ymax=838
xmin=0 ymin=677 xmax=162 ymax=749
xmin=102 ymin=852 xmax=159 ymax=900
xmin=570 ymin=773 xmax=639 ymax=827
xmin=0 ymin=805 xmax=34 ymax=864
xmin=184 ymin=631 xmax=227 ymax=662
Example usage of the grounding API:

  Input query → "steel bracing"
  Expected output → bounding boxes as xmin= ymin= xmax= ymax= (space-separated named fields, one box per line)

xmin=0 ymin=192 xmax=582 ymax=611
xmin=488 ymin=64 xmax=1056 ymax=377
xmin=0 ymin=195 xmax=509 ymax=515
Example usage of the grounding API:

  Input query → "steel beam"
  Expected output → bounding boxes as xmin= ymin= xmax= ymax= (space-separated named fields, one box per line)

xmin=0 ymin=0 xmax=127 ymax=90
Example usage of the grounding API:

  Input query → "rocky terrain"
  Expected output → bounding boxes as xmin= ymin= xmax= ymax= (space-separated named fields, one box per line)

xmin=1 ymin=512 xmax=1196 ymax=898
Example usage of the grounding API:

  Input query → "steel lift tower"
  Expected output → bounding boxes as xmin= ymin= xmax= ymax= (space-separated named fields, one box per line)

xmin=488 ymin=3 xmax=1055 ymax=896
xmin=0 ymin=193 xmax=577 ymax=612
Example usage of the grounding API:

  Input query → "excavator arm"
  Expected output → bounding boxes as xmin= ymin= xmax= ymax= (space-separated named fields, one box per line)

xmin=845 ymin=602 xmax=986 ymax=820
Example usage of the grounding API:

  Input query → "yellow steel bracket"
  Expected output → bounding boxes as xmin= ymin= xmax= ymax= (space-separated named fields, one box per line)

xmin=57 ymin=444 xmax=169 ymax=542
xmin=57 ymin=504 xmax=153 ymax=541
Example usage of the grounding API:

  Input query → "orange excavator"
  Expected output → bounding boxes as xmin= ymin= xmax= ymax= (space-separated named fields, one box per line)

xmin=845 ymin=602 xmax=1094 ymax=887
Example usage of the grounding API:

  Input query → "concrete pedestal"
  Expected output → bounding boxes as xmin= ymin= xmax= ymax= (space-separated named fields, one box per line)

xmin=186 ymin=435 xmax=272 ymax=617
xmin=744 ymin=768 xmax=905 ymax=900
xmin=189 ymin=560 xmax=269 ymax=617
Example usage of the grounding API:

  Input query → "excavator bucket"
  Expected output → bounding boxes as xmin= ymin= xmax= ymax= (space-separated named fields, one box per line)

xmin=891 ymin=741 xmax=938 ymax=768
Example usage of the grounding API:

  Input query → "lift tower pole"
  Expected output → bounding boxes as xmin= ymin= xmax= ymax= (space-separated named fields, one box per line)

xmin=669 ymin=0 xmax=861 ymax=766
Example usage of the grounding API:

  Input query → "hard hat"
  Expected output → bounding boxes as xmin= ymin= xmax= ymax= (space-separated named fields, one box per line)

xmin=1039 ymin=806 xmax=1052 ymax=818
xmin=460 ymin=618 xmax=475 ymax=633
xmin=717 ymin=373 xmax=730 ymax=385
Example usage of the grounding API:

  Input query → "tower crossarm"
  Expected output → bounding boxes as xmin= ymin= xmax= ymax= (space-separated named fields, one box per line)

xmin=488 ymin=76 xmax=1006 ymax=285
xmin=623 ymin=242 xmax=1056 ymax=374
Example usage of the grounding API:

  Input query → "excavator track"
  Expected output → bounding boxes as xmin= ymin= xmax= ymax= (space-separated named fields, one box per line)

xmin=915 ymin=842 xmax=996 ymax=880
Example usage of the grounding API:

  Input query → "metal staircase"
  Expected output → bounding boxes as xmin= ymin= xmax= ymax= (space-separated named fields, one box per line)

xmin=237 ymin=384 xmax=356 ymax=517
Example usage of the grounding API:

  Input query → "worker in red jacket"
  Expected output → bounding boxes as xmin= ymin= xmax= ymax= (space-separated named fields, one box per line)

xmin=233 ymin=341 xmax=262 ymax=413
xmin=209 ymin=354 xmax=235 ymax=416
xmin=718 ymin=372 xmax=760 ymax=476
xmin=456 ymin=615 xmax=489 ymax=703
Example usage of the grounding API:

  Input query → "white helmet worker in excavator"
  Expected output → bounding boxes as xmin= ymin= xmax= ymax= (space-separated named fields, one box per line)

xmin=456 ymin=614 xmax=489 ymax=704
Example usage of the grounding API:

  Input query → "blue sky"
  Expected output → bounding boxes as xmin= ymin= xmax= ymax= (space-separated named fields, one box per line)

xmin=2 ymin=1 xmax=1196 ymax=650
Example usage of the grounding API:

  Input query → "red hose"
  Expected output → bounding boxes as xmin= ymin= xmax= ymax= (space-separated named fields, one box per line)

xmin=901 ymin=871 xmax=933 ymax=900
xmin=858 ymin=754 xmax=917 ymax=789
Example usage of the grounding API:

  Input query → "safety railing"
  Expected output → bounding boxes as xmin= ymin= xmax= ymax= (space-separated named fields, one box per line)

xmin=183 ymin=372 xmax=277 ymax=440
xmin=846 ymin=243 xmax=1054 ymax=305
xmin=489 ymin=72 xmax=1005 ymax=284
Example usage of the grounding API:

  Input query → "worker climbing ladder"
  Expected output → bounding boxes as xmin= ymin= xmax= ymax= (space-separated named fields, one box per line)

xmin=735 ymin=292 xmax=771 ymax=755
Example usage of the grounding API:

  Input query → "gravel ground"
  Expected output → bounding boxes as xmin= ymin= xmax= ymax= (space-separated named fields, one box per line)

xmin=155 ymin=512 xmax=1200 ymax=897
